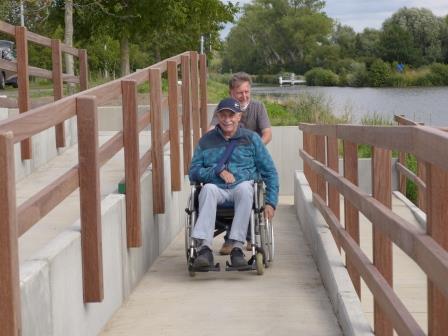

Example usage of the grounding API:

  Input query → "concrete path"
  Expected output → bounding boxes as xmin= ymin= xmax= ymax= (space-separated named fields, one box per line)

xmin=100 ymin=196 xmax=342 ymax=336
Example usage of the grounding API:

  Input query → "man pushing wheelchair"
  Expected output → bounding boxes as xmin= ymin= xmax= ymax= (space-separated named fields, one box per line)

xmin=188 ymin=97 xmax=279 ymax=272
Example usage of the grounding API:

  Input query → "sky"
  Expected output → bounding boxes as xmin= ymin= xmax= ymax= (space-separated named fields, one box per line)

xmin=221 ymin=0 xmax=448 ymax=37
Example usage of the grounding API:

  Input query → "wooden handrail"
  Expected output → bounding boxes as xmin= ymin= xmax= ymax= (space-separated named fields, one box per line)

xmin=299 ymin=124 xmax=448 ymax=173
xmin=0 ymin=50 xmax=205 ymax=335
xmin=1 ymin=19 xmax=90 ymax=160
xmin=300 ymin=119 xmax=448 ymax=335
xmin=395 ymin=162 xmax=426 ymax=191
xmin=313 ymin=194 xmax=425 ymax=336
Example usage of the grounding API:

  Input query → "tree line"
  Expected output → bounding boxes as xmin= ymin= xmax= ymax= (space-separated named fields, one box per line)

xmin=220 ymin=0 xmax=448 ymax=83
xmin=0 ymin=0 xmax=237 ymax=78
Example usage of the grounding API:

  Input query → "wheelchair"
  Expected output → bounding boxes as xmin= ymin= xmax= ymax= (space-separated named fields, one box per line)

xmin=184 ymin=181 xmax=274 ymax=276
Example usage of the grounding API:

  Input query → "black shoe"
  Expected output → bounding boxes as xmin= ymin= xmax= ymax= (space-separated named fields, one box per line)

xmin=193 ymin=247 xmax=214 ymax=268
xmin=230 ymin=248 xmax=247 ymax=268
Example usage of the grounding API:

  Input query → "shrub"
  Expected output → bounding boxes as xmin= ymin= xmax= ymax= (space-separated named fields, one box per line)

xmin=426 ymin=63 xmax=448 ymax=86
xmin=305 ymin=68 xmax=339 ymax=86
xmin=368 ymin=59 xmax=392 ymax=87
xmin=405 ymin=154 xmax=418 ymax=204
xmin=386 ymin=73 xmax=408 ymax=87
xmin=252 ymin=74 xmax=279 ymax=85
xmin=345 ymin=62 xmax=369 ymax=87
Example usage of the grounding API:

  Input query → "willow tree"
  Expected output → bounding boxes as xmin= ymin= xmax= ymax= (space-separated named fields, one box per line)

xmin=222 ymin=0 xmax=333 ymax=74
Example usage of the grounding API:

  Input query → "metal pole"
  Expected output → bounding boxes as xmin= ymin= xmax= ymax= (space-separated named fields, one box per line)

xmin=200 ymin=35 xmax=204 ymax=54
xmin=20 ymin=0 xmax=25 ymax=26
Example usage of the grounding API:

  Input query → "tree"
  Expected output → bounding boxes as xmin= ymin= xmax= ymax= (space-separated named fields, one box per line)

xmin=74 ymin=0 xmax=236 ymax=75
xmin=222 ymin=0 xmax=333 ymax=74
xmin=381 ymin=7 xmax=444 ymax=65
xmin=441 ymin=15 xmax=448 ymax=62
xmin=379 ymin=23 xmax=422 ymax=65
xmin=331 ymin=24 xmax=356 ymax=58
xmin=355 ymin=28 xmax=381 ymax=58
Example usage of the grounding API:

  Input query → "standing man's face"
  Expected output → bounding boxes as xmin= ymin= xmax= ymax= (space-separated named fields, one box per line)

xmin=230 ymin=81 xmax=251 ymax=109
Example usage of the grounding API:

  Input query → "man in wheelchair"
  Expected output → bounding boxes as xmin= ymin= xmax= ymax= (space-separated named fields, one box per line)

xmin=188 ymin=97 xmax=279 ymax=271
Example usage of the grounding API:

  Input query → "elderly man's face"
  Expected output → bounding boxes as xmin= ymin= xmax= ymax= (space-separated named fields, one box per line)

xmin=230 ymin=81 xmax=251 ymax=109
xmin=217 ymin=109 xmax=242 ymax=137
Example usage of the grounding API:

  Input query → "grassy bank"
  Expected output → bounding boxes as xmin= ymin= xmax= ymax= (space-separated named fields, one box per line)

xmin=304 ymin=62 xmax=448 ymax=88
xmin=257 ymin=94 xmax=351 ymax=126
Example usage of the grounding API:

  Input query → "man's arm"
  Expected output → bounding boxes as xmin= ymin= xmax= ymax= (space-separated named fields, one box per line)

xmin=252 ymin=134 xmax=279 ymax=208
xmin=257 ymin=101 xmax=272 ymax=144
xmin=261 ymin=128 xmax=272 ymax=145
xmin=189 ymin=145 xmax=216 ymax=183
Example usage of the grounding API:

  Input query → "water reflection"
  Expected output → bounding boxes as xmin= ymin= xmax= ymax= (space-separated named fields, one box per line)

xmin=252 ymin=85 xmax=448 ymax=126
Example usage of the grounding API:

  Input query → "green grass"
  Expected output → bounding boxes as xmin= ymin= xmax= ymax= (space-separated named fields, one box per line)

xmin=259 ymin=93 xmax=351 ymax=126
xmin=405 ymin=154 xmax=418 ymax=203
xmin=207 ymin=79 xmax=228 ymax=103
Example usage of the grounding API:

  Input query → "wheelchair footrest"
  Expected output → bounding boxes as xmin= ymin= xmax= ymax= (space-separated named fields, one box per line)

xmin=189 ymin=263 xmax=221 ymax=272
xmin=225 ymin=260 xmax=256 ymax=272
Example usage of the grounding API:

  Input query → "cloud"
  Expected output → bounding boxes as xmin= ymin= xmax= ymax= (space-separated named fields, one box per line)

xmin=220 ymin=0 xmax=448 ymax=37
xmin=325 ymin=0 xmax=448 ymax=31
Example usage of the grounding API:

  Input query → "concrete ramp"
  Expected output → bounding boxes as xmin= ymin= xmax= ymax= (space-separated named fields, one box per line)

xmin=101 ymin=197 xmax=342 ymax=336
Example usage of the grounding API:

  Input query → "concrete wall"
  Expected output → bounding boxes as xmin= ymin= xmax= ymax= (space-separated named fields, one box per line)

xmin=19 ymin=156 xmax=189 ymax=336
xmin=294 ymin=170 xmax=373 ymax=336
xmin=4 ymin=108 xmax=78 ymax=183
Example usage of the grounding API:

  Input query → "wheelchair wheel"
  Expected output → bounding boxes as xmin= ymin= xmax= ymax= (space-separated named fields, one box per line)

xmin=266 ymin=218 xmax=275 ymax=262
xmin=256 ymin=252 xmax=264 ymax=275
xmin=185 ymin=183 xmax=199 ymax=258
xmin=184 ymin=208 xmax=191 ymax=260
xmin=259 ymin=215 xmax=274 ymax=268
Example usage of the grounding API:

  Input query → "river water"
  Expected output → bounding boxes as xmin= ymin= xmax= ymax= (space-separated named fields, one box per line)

xmin=251 ymin=85 xmax=448 ymax=126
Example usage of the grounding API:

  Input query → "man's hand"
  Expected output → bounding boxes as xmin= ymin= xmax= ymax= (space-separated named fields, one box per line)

xmin=264 ymin=204 xmax=275 ymax=220
xmin=219 ymin=169 xmax=235 ymax=184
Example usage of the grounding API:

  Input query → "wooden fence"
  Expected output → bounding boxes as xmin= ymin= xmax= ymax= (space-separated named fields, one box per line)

xmin=0 ymin=50 xmax=208 ymax=336
xmin=0 ymin=19 xmax=88 ymax=160
xmin=299 ymin=123 xmax=448 ymax=336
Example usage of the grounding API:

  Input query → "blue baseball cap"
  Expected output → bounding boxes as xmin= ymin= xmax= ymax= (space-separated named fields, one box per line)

xmin=216 ymin=97 xmax=242 ymax=114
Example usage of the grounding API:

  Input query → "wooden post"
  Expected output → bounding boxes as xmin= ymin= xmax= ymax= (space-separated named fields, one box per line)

xmin=327 ymin=135 xmax=340 ymax=250
xmin=167 ymin=60 xmax=181 ymax=191
xmin=79 ymin=49 xmax=88 ymax=91
xmin=302 ymin=131 xmax=310 ymax=184
xmin=398 ymin=152 xmax=406 ymax=195
xmin=52 ymin=39 xmax=65 ymax=148
xmin=190 ymin=51 xmax=200 ymax=147
xmin=306 ymin=133 xmax=318 ymax=192
xmin=121 ymin=80 xmax=142 ymax=247
xmin=372 ymin=147 xmax=393 ymax=336
xmin=15 ymin=26 xmax=32 ymax=160
xmin=181 ymin=55 xmax=192 ymax=175
xmin=199 ymin=53 xmax=208 ymax=135
xmin=149 ymin=68 xmax=165 ymax=213
xmin=426 ymin=163 xmax=448 ymax=335
xmin=417 ymin=160 xmax=426 ymax=212
xmin=315 ymin=134 xmax=326 ymax=201
xmin=76 ymin=96 xmax=103 ymax=302
xmin=343 ymin=140 xmax=361 ymax=296
xmin=0 ymin=132 xmax=21 ymax=336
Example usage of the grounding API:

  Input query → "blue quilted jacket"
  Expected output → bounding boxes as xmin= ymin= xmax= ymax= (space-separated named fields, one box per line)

xmin=189 ymin=125 xmax=279 ymax=208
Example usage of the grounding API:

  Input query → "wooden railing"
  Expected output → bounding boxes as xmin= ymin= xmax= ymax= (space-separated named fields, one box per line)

xmin=299 ymin=123 xmax=448 ymax=336
xmin=0 ymin=50 xmax=208 ymax=336
xmin=0 ymin=19 xmax=88 ymax=160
